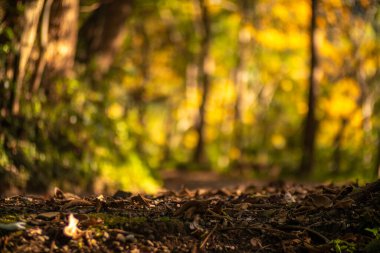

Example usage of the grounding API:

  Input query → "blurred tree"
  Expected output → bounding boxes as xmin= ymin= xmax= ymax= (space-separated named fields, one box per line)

xmin=193 ymin=0 xmax=211 ymax=164
xmin=0 ymin=0 xmax=80 ymax=192
xmin=78 ymin=0 xmax=133 ymax=78
xmin=7 ymin=0 xmax=44 ymax=115
xmin=299 ymin=0 xmax=318 ymax=176
xmin=231 ymin=0 xmax=254 ymax=169
xmin=41 ymin=0 xmax=78 ymax=99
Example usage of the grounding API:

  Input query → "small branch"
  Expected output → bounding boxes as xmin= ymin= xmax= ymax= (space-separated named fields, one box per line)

xmin=200 ymin=224 xmax=218 ymax=249
xmin=278 ymin=224 xmax=329 ymax=243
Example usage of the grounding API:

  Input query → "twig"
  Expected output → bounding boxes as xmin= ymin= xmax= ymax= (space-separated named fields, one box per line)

xmin=219 ymin=225 xmax=297 ymax=239
xmin=278 ymin=224 xmax=329 ymax=243
xmin=200 ymin=224 xmax=218 ymax=249
xmin=207 ymin=209 xmax=233 ymax=221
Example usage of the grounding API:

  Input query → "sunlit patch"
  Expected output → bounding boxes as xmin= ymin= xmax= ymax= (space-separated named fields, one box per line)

xmin=63 ymin=214 xmax=82 ymax=239
xmin=271 ymin=134 xmax=286 ymax=149
xmin=107 ymin=103 xmax=124 ymax=119
xmin=184 ymin=130 xmax=198 ymax=149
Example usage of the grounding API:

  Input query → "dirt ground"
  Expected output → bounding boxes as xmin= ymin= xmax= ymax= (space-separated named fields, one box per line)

xmin=1 ymin=177 xmax=380 ymax=252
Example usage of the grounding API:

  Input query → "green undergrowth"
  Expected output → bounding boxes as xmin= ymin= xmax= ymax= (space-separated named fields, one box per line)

xmin=87 ymin=213 xmax=147 ymax=228
xmin=0 ymin=214 xmax=19 ymax=223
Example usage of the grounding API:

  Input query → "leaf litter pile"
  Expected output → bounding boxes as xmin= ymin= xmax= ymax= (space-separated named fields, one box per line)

xmin=1 ymin=180 xmax=380 ymax=252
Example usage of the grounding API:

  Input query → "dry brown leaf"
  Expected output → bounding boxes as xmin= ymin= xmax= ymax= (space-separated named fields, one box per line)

xmin=333 ymin=197 xmax=354 ymax=209
xmin=250 ymin=237 xmax=262 ymax=248
xmin=61 ymin=199 xmax=93 ymax=210
xmin=37 ymin=212 xmax=60 ymax=220
xmin=308 ymin=194 xmax=333 ymax=208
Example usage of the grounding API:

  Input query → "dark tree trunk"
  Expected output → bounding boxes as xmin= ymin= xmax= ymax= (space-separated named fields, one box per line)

xmin=299 ymin=0 xmax=318 ymax=176
xmin=232 ymin=0 xmax=253 ymax=165
xmin=193 ymin=0 xmax=211 ymax=163
xmin=0 ymin=1 xmax=19 ymax=118
xmin=42 ymin=0 xmax=79 ymax=99
xmin=10 ymin=0 xmax=45 ymax=115
xmin=331 ymin=118 xmax=348 ymax=175
xmin=26 ymin=0 xmax=79 ymax=192
xmin=78 ymin=0 xmax=133 ymax=78
xmin=375 ymin=130 xmax=380 ymax=178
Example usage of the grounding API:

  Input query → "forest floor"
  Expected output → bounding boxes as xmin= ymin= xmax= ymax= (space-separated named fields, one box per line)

xmin=1 ymin=176 xmax=380 ymax=253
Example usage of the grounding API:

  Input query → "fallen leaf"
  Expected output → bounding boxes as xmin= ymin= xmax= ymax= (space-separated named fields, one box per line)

xmin=54 ymin=187 xmax=81 ymax=200
xmin=61 ymin=199 xmax=93 ymax=210
xmin=333 ymin=197 xmax=354 ymax=209
xmin=250 ymin=237 xmax=262 ymax=248
xmin=37 ymin=212 xmax=60 ymax=220
xmin=308 ymin=194 xmax=333 ymax=208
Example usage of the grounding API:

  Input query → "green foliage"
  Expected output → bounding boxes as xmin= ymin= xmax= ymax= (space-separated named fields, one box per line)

xmin=365 ymin=228 xmax=380 ymax=253
xmin=330 ymin=239 xmax=356 ymax=253
xmin=0 ymin=0 xmax=379 ymax=194
xmin=366 ymin=228 xmax=380 ymax=240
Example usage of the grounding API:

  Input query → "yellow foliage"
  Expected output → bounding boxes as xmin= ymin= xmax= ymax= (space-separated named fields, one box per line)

xmin=272 ymin=4 xmax=289 ymax=21
xmin=363 ymin=58 xmax=377 ymax=78
xmin=318 ymin=120 xmax=340 ymax=146
xmin=297 ymin=101 xmax=308 ymax=116
xmin=183 ymin=130 xmax=198 ymax=149
xmin=271 ymin=133 xmax=286 ymax=149
xmin=280 ymin=80 xmax=293 ymax=92
xmin=107 ymin=103 xmax=124 ymax=120
xmin=255 ymin=28 xmax=286 ymax=51
xmin=146 ymin=112 xmax=166 ymax=146
xmin=239 ymin=24 xmax=254 ymax=43
xmin=205 ymin=126 xmax=217 ymax=142
xmin=229 ymin=146 xmax=241 ymax=160
xmin=327 ymin=0 xmax=343 ymax=8
xmin=242 ymin=109 xmax=255 ymax=125
xmin=321 ymin=79 xmax=359 ymax=118
xmin=100 ymin=154 xmax=160 ymax=194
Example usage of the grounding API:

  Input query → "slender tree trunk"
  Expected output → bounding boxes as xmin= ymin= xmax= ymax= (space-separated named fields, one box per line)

xmin=31 ymin=0 xmax=54 ymax=94
xmin=331 ymin=118 xmax=348 ymax=175
xmin=135 ymin=23 xmax=150 ymax=154
xmin=0 ymin=1 xmax=18 ymax=119
xmin=78 ymin=0 xmax=133 ymax=78
xmin=376 ymin=129 xmax=380 ymax=178
xmin=193 ymin=0 xmax=211 ymax=163
xmin=11 ymin=0 xmax=45 ymax=115
xmin=299 ymin=0 xmax=318 ymax=175
xmin=232 ymin=0 xmax=252 ymax=164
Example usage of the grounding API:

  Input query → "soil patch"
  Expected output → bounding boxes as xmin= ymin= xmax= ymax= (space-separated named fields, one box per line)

xmin=1 ymin=180 xmax=380 ymax=252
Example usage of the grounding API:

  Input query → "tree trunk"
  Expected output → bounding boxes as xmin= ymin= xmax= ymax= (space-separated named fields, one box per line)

xmin=299 ymin=0 xmax=318 ymax=176
xmin=232 ymin=0 xmax=253 ymax=164
xmin=0 ymin=1 xmax=18 ymax=118
xmin=193 ymin=0 xmax=211 ymax=163
xmin=331 ymin=118 xmax=348 ymax=175
xmin=78 ymin=0 xmax=133 ymax=78
xmin=42 ymin=0 xmax=79 ymax=99
xmin=375 ymin=130 xmax=380 ymax=178
xmin=11 ymin=0 xmax=45 ymax=115
xmin=26 ymin=0 xmax=79 ymax=192
xmin=31 ymin=0 xmax=54 ymax=93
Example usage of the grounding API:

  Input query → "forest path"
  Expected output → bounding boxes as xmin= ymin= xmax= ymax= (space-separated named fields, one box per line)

xmin=161 ymin=170 xmax=267 ymax=191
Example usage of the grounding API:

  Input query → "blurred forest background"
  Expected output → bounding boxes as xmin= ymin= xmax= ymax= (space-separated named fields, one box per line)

xmin=0 ymin=0 xmax=379 ymax=194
